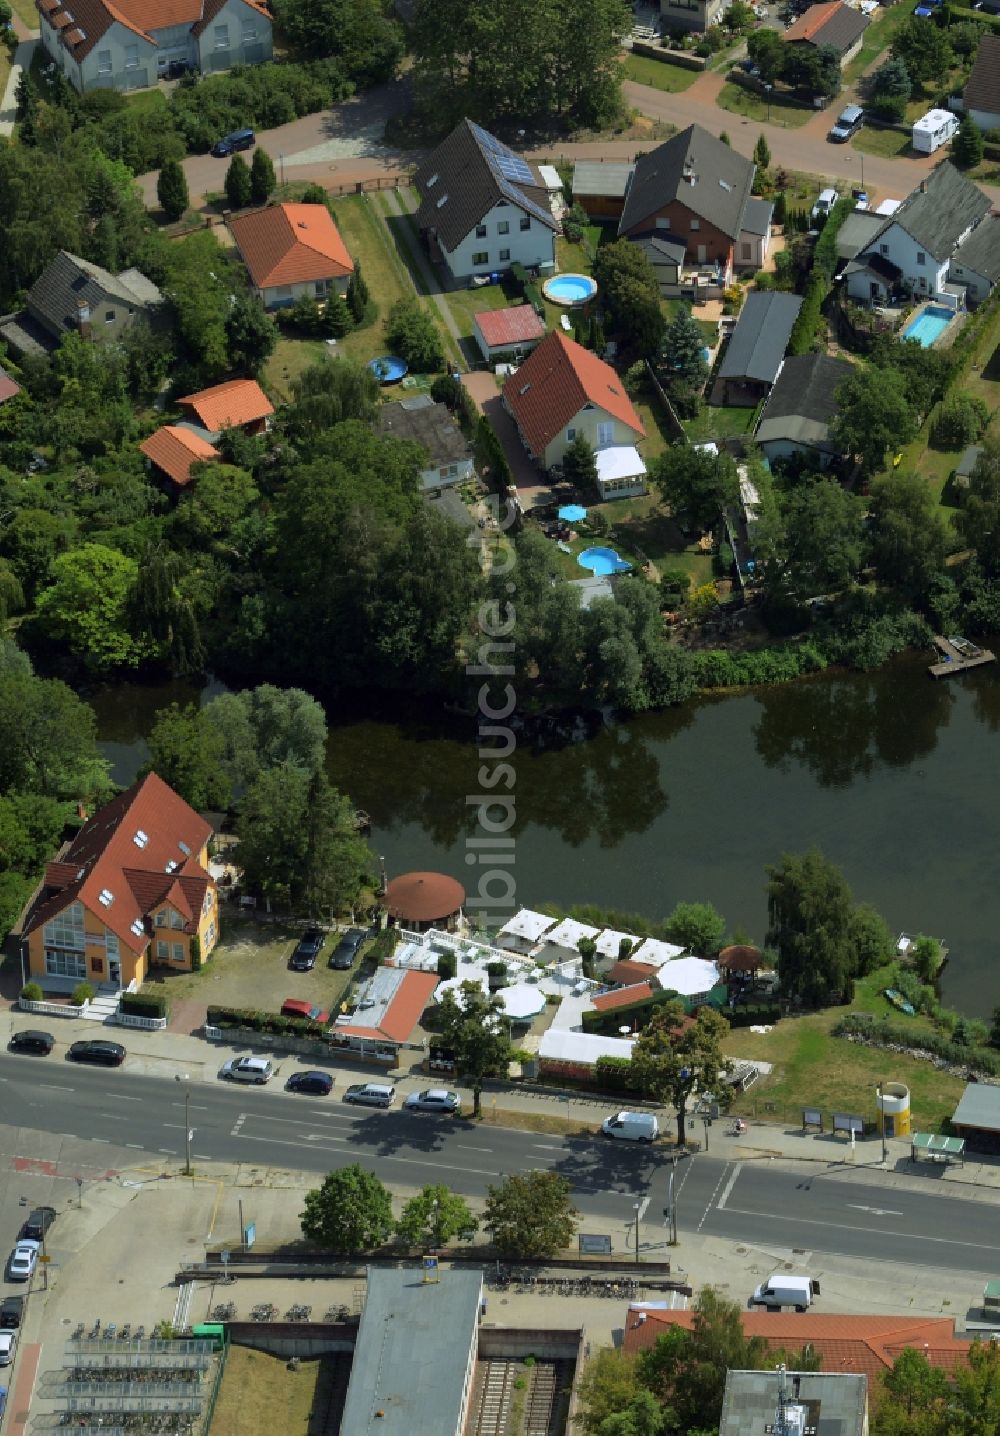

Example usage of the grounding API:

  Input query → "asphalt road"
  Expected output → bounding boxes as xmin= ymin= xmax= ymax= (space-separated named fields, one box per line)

xmin=2 ymin=1052 xmax=1000 ymax=1278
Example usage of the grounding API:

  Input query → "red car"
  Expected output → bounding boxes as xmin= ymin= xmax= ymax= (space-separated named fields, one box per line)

xmin=281 ymin=998 xmax=330 ymax=1024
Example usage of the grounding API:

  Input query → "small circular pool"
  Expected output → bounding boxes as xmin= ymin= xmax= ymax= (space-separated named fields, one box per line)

xmin=368 ymin=354 xmax=409 ymax=383
xmin=543 ymin=273 xmax=598 ymax=307
xmin=578 ymin=546 xmax=632 ymax=577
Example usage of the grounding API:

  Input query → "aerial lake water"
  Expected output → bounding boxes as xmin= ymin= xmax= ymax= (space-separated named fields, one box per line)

xmin=90 ymin=651 xmax=1000 ymax=1016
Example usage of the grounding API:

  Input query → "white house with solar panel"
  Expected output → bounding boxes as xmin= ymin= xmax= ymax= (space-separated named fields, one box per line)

xmin=414 ymin=119 xmax=559 ymax=287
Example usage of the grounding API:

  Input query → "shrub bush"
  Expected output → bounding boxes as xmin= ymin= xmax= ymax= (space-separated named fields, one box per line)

xmin=929 ymin=393 xmax=990 ymax=449
xmin=71 ymin=981 xmax=95 ymax=1007
xmin=834 ymin=1012 xmax=1000 ymax=1075
xmin=437 ymin=952 xmax=457 ymax=980
xmin=593 ymin=1055 xmax=637 ymax=1092
xmin=20 ymin=982 xmax=43 ymax=1003
xmin=206 ymin=1004 xmax=330 ymax=1036
xmin=727 ymin=1001 xmax=782 ymax=1027
xmin=121 ymin=992 xmax=169 ymax=1020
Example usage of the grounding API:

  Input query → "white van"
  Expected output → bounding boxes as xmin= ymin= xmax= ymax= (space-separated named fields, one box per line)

xmin=601 ymin=1111 xmax=659 ymax=1143
xmin=748 ymin=1274 xmax=820 ymax=1311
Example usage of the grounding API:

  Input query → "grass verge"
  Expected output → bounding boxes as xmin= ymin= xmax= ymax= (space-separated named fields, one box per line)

xmin=717 ymin=81 xmax=815 ymax=129
xmin=852 ymin=125 xmax=912 ymax=159
xmin=624 ymin=52 xmax=701 ymax=93
xmin=841 ymin=2 xmax=913 ymax=85
xmin=212 ymin=1348 xmax=339 ymax=1436
xmin=683 ymin=405 xmax=755 ymax=442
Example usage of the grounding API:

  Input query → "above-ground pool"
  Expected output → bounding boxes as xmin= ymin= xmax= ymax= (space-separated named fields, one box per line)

xmin=368 ymin=354 xmax=409 ymax=383
xmin=543 ymin=273 xmax=599 ymax=307
xmin=900 ymin=305 xmax=954 ymax=349
xmin=578 ymin=546 xmax=632 ymax=577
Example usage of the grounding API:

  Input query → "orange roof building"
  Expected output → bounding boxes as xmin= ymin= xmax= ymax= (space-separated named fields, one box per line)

xmin=21 ymin=772 xmax=220 ymax=991
xmin=622 ymin=1309 xmax=973 ymax=1386
xmin=384 ymin=871 xmax=465 ymax=931
xmin=502 ymin=331 xmax=647 ymax=499
xmin=178 ymin=378 xmax=274 ymax=435
xmin=139 ymin=424 xmax=219 ymax=489
xmin=228 ymin=203 xmax=354 ymax=311
xmin=332 ymin=966 xmax=440 ymax=1050
xmin=783 ymin=0 xmax=869 ymax=59
xmin=35 ymin=0 xmax=272 ymax=96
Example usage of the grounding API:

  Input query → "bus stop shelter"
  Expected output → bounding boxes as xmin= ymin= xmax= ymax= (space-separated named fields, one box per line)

xmin=910 ymin=1132 xmax=965 ymax=1166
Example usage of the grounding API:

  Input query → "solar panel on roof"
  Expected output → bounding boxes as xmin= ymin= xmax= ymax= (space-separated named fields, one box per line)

xmin=470 ymin=121 xmax=535 ymax=188
xmin=499 ymin=177 xmax=551 ymax=229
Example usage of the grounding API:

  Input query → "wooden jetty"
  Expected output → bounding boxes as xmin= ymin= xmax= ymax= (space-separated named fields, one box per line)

xmin=928 ymin=634 xmax=996 ymax=679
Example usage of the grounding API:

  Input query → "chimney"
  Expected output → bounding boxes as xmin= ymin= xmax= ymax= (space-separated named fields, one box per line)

xmin=77 ymin=802 xmax=87 ymax=821
xmin=76 ymin=298 xmax=91 ymax=338
xmin=920 ymin=180 xmax=927 ymax=193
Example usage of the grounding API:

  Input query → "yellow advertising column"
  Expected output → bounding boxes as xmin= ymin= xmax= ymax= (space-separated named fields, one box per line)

xmin=877 ymin=1082 xmax=912 ymax=1139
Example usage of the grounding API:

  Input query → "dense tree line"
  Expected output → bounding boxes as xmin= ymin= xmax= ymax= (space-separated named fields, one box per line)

xmin=410 ymin=0 xmax=632 ymax=130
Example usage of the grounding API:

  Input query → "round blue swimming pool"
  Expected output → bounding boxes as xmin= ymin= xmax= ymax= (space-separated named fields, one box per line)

xmin=368 ymin=355 xmax=409 ymax=383
xmin=543 ymin=273 xmax=599 ymax=307
xmin=578 ymin=546 xmax=632 ymax=577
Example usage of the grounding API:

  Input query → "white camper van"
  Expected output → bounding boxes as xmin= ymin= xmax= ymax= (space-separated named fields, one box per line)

xmin=748 ymin=1274 xmax=820 ymax=1311
xmin=912 ymin=109 xmax=959 ymax=155
xmin=601 ymin=1111 xmax=659 ymax=1143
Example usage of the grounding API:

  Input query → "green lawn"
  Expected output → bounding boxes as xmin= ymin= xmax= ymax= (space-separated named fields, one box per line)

xmin=123 ymin=89 xmax=169 ymax=117
xmin=841 ymin=1 xmax=913 ymax=85
xmin=726 ymin=964 xmax=965 ymax=1132
xmin=445 ymin=282 xmax=509 ymax=343
xmin=624 ymin=51 xmax=700 ymax=93
xmin=683 ymin=405 xmax=755 ymax=442
xmin=7 ymin=0 xmax=38 ymax=30
xmin=541 ymin=493 xmax=715 ymax=586
xmin=717 ymin=81 xmax=815 ymax=129
xmin=852 ymin=125 xmax=912 ymax=159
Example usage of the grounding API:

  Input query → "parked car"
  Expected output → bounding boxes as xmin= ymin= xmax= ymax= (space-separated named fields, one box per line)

xmin=68 ymin=1040 xmax=125 ymax=1067
xmin=287 ymin=1071 xmax=334 ymax=1096
xmin=829 ymin=103 xmax=864 ymax=142
xmin=0 ymin=1331 xmax=16 ymax=1367
xmin=8 ymin=1241 xmax=40 ymax=1282
xmin=329 ymin=928 xmax=366 ymax=969
xmin=403 ymin=1089 xmax=460 ymax=1114
xmin=210 ymin=127 xmax=255 ymax=157
xmin=601 ymin=1111 xmax=659 ymax=1143
xmin=21 ymin=1208 xmax=56 ymax=1242
xmin=810 ymin=187 xmax=840 ymax=221
xmin=9 ymin=1029 xmax=54 ymax=1056
xmin=220 ymin=1056 xmax=273 ymax=1085
xmin=0 ymin=1297 xmax=24 ymax=1331
xmin=280 ymin=998 xmax=330 ymax=1024
xmin=289 ymin=928 xmax=325 ymax=971
xmin=343 ymin=1082 xmax=395 ymax=1108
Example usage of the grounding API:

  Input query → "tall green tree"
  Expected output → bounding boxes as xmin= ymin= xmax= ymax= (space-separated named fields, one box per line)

xmin=203 ymin=684 xmax=330 ymax=789
xmin=301 ymin=1164 xmax=394 ymax=1252
xmin=483 ymin=1171 xmax=579 ymax=1258
xmin=780 ymin=479 xmax=867 ymax=597
xmin=630 ymin=1002 xmax=731 ymax=1144
xmin=0 ymin=671 xmax=109 ymax=801
xmin=955 ymin=441 xmax=1000 ymax=575
xmin=0 ymin=792 xmax=71 ymax=877
xmin=396 ymin=1185 xmax=478 ymax=1248
xmin=434 ymin=982 xmax=512 ymax=1116
xmin=831 ymin=366 xmax=916 ymax=475
xmin=157 ymin=159 xmax=189 ymax=221
xmin=224 ymin=153 xmax=253 ymax=210
xmin=384 ymin=298 xmax=444 ymax=373
xmin=649 ymin=446 xmax=738 ymax=534
xmin=662 ymin=901 xmax=726 ymax=956
xmin=577 ymin=1351 xmax=646 ymax=1436
xmin=144 ymin=704 xmax=232 ymax=812
xmin=953 ymin=113 xmax=985 ymax=170
xmin=659 ymin=304 xmax=709 ymax=413
xmin=225 ymin=294 xmax=277 ymax=376
xmin=286 ymin=356 xmax=380 ymax=438
xmin=273 ymin=0 xmax=403 ymax=82
xmin=35 ymin=542 xmax=150 ymax=670
xmin=869 ymin=470 xmax=949 ymax=601
xmin=249 ymin=147 xmax=277 ymax=204
xmin=767 ymin=849 xmax=857 ymax=1005
xmin=562 ymin=432 xmax=599 ymax=491
xmin=593 ymin=240 xmax=664 ymax=357
xmin=892 ymin=16 xmax=952 ymax=84
xmin=753 ymin=132 xmax=771 ymax=169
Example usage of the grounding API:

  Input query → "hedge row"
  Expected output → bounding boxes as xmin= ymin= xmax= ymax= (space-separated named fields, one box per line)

xmin=727 ymin=1001 xmax=782 ymax=1027
xmin=207 ymin=1004 xmax=327 ymax=1037
xmin=834 ymin=1013 xmax=1000 ymax=1075
xmin=121 ymin=993 xmax=169 ymax=1020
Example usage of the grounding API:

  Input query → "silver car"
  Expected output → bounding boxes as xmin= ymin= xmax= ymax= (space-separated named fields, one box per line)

xmin=220 ymin=1056 xmax=273 ymax=1085
xmin=404 ymin=1089 xmax=460 ymax=1114
xmin=343 ymin=1082 xmax=395 ymax=1108
xmin=9 ymin=1240 xmax=39 ymax=1282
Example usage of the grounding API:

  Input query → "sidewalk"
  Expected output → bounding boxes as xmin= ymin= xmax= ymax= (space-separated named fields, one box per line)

xmin=0 ymin=35 xmax=37 ymax=139
xmin=5 ymin=1002 xmax=1000 ymax=1195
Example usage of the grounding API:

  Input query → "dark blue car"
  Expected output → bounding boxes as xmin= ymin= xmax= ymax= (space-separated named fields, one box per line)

xmin=211 ymin=127 xmax=255 ymax=157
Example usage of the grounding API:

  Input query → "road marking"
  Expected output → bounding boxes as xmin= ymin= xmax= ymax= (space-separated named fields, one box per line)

xmin=161 ymin=1123 xmax=187 ymax=1130
xmin=170 ymin=1101 xmax=209 ymax=1111
xmin=305 ymin=1134 xmax=348 ymax=1143
xmin=458 ymin=1144 xmax=494 ymax=1153
xmin=383 ymin=1155 xmax=498 ymax=1177
xmin=697 ymin=1162 xmax=737 ymax=1233
xmin=38 ymin=1084 xmax=74 ymax=1093
xmin=158 ymin=1148 xmax=177 ymax=1155
xmin=716 ymin=1204 xmax=1000 ymax=1254
xmin=636 ymin=1196 xmax=650 ymax=1222
xmin=115 ymin=1096 xmax=141 ymax=1103
xmin=847 ymin=1204 xmax=903 ymax=1217
xmin=126 ymin=1143 xmax=144 ymax=1149
xmin=718 ymin=1163 xmax=742 ymax=1211
xmin=243 ymin=1111 xmax=356 ymax=1128
xmin=532 ymin=1144 xmax=562 ymax=1151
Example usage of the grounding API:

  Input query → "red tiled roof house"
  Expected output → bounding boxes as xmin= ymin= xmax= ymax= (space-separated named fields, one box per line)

xmin=36 ymin=0 xmax=272 ymax=94
xmin=502 ymin=330 xmax=647 ymax=501
xmin=178 ymin=378 xmax=274 ymax=436
xmin=783 ymin=1 xmax=870 ymax=65
xmin=139 ymin=424 xmax=219 ymax=489
xmin=228 ymin=203 xmax=354 ymax=311
xmin=473 ymin=304 xmax=546 ymax=363
xmin=330 ymin=967 xmax=439 ymax=1059
xmin=21 ymin=773 xmax=220 ymax=992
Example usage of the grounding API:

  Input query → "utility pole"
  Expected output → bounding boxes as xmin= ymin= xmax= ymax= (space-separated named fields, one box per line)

xmin=664 ymin=1155 xmax=679 ymax=1245
xmin=176 ymin=1073 xmax=193 ymax=1176
xmin=878 ymin=1079 xmax=887 ymax=1164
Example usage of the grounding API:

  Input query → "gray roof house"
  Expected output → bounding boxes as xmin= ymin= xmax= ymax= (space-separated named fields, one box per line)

xmin=950 ymin=217 xmax=1000 ymax=308
xmin=834 ymin=209 xmax=884 ymax=264
xmin=340 ymin=1268 xmax=483 ymax=1436
xmin=0 ymin=251 xmax=163 ymax=358
xmin=618 ymin=125 xmax=757 ymax=283
xmin=630 ymin=232 xmax=688 ymax=292
xmin=754 ymin=353 xmax=854 ymax=468
xmin=784 ymin=0 xmax=870 ymax=65
xmin=845 ymin=163 xmax=993 ymax=306
xmin=712 ymin=291 xmax=803 ymax=406
xmin=720 ymin=1370 xmax=868 ymax=1436
xmin=377 ymin=394 xmax=475 ymax=492
xmin=571 ymin=160 xmax=635 ymax=221
xmin=963 ymin=34 xmax=1000 ymax=132
xmin=414 ymin=119 xmax=558 ymax=285
xmin=952 ymin=1080 xmax=1000 ymax=1151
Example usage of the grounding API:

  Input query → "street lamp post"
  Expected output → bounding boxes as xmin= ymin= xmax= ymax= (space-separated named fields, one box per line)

xmin=176 ymin=1073 xmax=192 ymax=1176
xmin=878 ymin=1079 xmax=887 ymax=1164
xmin=764 ymin=83 xmax=773 ymax=124
xmin=633 ymin=1202 xmax=641 ymax=1265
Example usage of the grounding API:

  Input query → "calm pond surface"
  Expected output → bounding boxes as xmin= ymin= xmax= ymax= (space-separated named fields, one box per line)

xmin=89 ymin=654 xmax=1000 ymax=1017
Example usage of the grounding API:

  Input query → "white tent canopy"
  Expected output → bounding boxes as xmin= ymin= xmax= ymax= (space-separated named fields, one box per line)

xmin=630 ymin=937 xmax=687 ymax=968
xmin=497 ymin=909 xmax=556 ymax=944
xmin=656 ymin=956 xmax=721 ymax=997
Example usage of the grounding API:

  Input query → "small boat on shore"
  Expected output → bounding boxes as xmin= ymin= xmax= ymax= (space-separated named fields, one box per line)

xmin=884 ymin=987 xmax=916 ymax=1016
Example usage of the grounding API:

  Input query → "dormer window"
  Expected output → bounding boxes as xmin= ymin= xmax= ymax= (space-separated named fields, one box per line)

xmin=426 ymin=173 xmax=438 ymax=188
xmin=436 ymin=194 xmax=449 ymax=209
